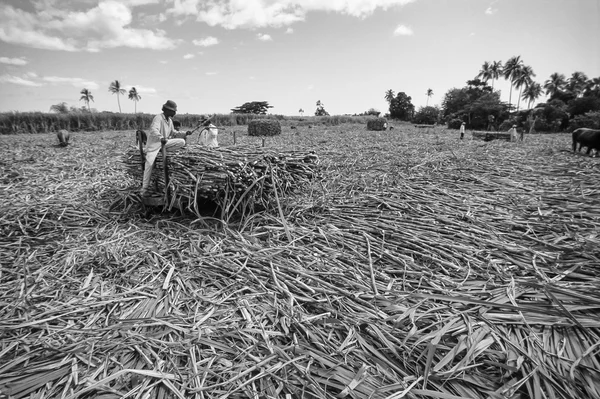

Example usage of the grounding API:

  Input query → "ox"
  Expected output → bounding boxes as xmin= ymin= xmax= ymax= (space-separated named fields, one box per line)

xmin=572 ymin=128 xmax=600 ymax=156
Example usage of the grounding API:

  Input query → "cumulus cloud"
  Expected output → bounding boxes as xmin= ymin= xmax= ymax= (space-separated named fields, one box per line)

xmin=192 ymin=36 xmax=219 ymax=47
xmin=183 ymin=53 xmax=195 ymax=59
xmin=393 ymin=24 xmax=413 ymax=36
xmin=257 ymin=33 xmax=272 ymax=41
xmin=0 ymin=1 xmax=180 ymax=52
xmin=485 ymin=6 xmax=497 ymax=15
xmin=124 ymin=84 xmax=157 ymax=94
xmin=0 ymin=73 xmax=42 ymax=86
xmin=285 ymin=27 xmax=294 ymax=34
xmin=0 ymin=57 xmax=28 ymax=66
xmin=189 ymin=0 xmax=416 ymax=29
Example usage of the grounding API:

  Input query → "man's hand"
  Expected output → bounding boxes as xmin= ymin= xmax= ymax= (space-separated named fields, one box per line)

xmin=161 ymin=137 xmax=167 ymax=145
xmin=185 ymin=130 xmax=193 ymax=136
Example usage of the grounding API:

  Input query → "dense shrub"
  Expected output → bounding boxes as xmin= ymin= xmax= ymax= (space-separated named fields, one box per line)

xmin=248 ymin=119 xmax=282 ymax=137
xmin=413 ymin=106 xmax=439 ymax=125
xmin=447 ymin=119 xmax=464 ymax=130
xmin=568 ymin=111 xmax=600 ymax=131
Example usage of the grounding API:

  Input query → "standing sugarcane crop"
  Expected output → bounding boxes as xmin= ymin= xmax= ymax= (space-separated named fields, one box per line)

xmin=140 ymin=100 xmax=189 ymax=197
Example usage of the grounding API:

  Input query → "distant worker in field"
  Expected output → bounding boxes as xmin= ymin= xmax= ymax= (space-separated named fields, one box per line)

xmin=198 ymin=114 xmax=219 ymax=148
xmin=141 ymin=100 xmax=189 ymax=197
xmin=508 ymin=124 xmax=518 ymax=142
xmin=460 ymin=122 xmax=466 ymax=139
xmin=487 ymin=114 xmax=496 ymax=131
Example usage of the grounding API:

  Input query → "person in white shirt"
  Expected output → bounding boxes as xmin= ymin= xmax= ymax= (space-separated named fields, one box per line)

xmin=460 ymin=122 xmax=466 ymax=139
xmin=198 ymin=114 xmax=219 ymax=147
xmin=141 ymin=100 xmax=186 ymax=197
xmin=508 ymin=125 xmax=518 ymax=142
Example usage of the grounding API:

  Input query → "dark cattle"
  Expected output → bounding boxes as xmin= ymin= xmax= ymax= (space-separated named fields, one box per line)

xmin=136 ymin=129 xmax=147 ymax=146
xmin=572 ymin=128 xmax=600 ymax=155
xmin=57 ymin=129 xmax=70 ymax=146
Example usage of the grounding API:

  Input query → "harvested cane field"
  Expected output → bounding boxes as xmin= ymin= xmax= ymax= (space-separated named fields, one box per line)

xmin=1 ymin=124 xmax=600 ymax=399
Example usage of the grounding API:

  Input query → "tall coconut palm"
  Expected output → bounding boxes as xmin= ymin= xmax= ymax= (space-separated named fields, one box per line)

xmin=543 ymin=73 xmax=567 ymax=99
xmin=384 ymin=89 xmax=395 ymax=105
xmin=513 ymin=65 xmax=536 ymax=111
xmin=489 ymin=60 xmax=503 ymax=90
xmin=426 ymin=88 xmax=433 ymax=106
xmin=108 ymin=80 xmax=126 ymax=113
xmin=128 ymin=87 xmax=141 ymax=113
xmin=585 ymin=77 xmax=600 ymax=97
xmin=567 ymin=71 xmax=588 ymax=98
xmin=79 ymin=88 xmax=94 ymax=112
xmin=476 ymin=61 xmax=493 ymax=86
xmin=502 ymin=56 xmax=524 ymax=111
xmin=522 ymin=81 xmax=542 ymax=109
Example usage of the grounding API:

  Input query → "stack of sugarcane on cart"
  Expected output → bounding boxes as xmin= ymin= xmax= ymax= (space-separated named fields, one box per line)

xmin=122 ymin=121 xmax=321 ymax=219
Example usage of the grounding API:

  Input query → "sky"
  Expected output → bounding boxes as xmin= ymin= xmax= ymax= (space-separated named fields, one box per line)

xmin=0 ymin=0 xmax=598 ymax=117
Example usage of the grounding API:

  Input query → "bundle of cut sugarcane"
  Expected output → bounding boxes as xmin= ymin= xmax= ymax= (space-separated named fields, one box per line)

xmin=122 ymin=144 xmax=320 ymax=214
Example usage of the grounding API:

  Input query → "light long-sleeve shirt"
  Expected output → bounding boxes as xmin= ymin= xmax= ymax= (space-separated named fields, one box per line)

xmin=146 ymin=113 xmax=176 ymax=152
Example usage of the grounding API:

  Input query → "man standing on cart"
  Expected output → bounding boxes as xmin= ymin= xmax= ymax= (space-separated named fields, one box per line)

xmin=140 ymin=100 xmax=186 ymax=197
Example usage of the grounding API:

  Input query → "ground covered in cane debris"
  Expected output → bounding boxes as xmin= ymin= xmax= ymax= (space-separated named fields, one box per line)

xmin=1 ymin=124 xmax=599 ymax=399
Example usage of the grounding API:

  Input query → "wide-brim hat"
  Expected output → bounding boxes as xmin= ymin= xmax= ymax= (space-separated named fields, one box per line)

xmin=162 ymin=100 xmax=177 ymax=112
xmin=199 ymin=114 xmax=213 ymax=125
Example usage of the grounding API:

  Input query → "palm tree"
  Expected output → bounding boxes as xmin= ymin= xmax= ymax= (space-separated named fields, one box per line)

xmin=384 ymin=89 xmax=395 ymax=105
xmin=567 ymin=71 xmax=588 ymax=98
xmin=543 ymin=73 xmax=567 ymax=99
xmin=502 ymin=56 xmax=524 ymax=111
xmin=522 ymin=81 xmax=542 ymax=109
xmin=425 ymin=88 xmax=433 ymax=106
xmin=476 ymin=61 xmax=493 ymax=86
xmin=513 ymin=65 xmax=535 ymax=111
xmin=585 ymin=77 xmax=600 ymax=97
xmin=108 ymin=80 xmax=126 ymax=113
xmin=79 ymin=88 xmax=94 ymax=112
xmin=128 ymin=87 xmax=141 ymax=113
xmin=489 ymin=60 xmax=503 ymax=90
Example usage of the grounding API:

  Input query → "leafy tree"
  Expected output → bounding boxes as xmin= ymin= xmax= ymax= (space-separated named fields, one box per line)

xmin=522 ymin=81 xmax=543 ymax=109
xmin=544 ymin=73 xmax=567 ymax=100
xmin=49 ymin=102 xmax=69 ymax=114
xmin=389 ymin=92 xmax=414 ymax=121
xmin=231 ymin=101 xmax=273 ymax=114
xmin=315 ymin=100 xmax=329 ymax=116
xmin=584 ymin=77 xmax=600 ymax=97
xmin=503 ymin=56 xmax=524 ymax=111
xmin=79 ymin=88 xmax=94 ymax=112
xmin=128 ymin=87 xmax=141 ymax=113
xmin=441 ymin=80 xmax=506 ymax=129
xmin=298 ymin=108 xmax=304 ymax=116
xmin=567 ymin=96 xmax=600 ymax=117
xmin=109 ymin=80 xmax=126 ymax=113
xmin=426 ymin=88 xmax=433 ymax=106
xmin=413 ymin=106 xmax=439 ymax=125
xmin=364 ymin=108 xmax=381 ymax=117
xmin=384 ymin=89 xmax=395 ymax=105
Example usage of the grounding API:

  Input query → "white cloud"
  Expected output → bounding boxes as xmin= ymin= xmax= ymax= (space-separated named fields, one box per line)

xmin=285 ymin=27 xmax=294 ymax=34
xmin=393 ymin=24 xmax=413 ymax=36
xmin=0 ymin=74 xmax=42 ymax=86
xmin=183 ymin=53 xmax=195 ymax=59
xmin=192 ymin=36 xmax=219 ymax=47
xmin=0 ymin=1 xmax=180 ymax=52
xmin=485 ymin=6 xmax=497 ymax=15
xmin=124 ymin=84 xmax=157 ymax=94
xmin=42 ymin=76 xmax=99 ymax=90
xmin=206 ymin=72 xmax=217 ymax=75
xmin=257 ymin=33 xmax=272 ymax=41
xmin=167 ymin=0 xmax=199 ymax=15
xmin=192 ymin=0 xmax=416 ymax=29
xmin=0 ymin=57 xmax=28 ymax=66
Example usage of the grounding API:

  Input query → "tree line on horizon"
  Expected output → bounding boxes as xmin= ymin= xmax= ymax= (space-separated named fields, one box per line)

xmin=383 ymin=55 xmax=600 ymax=131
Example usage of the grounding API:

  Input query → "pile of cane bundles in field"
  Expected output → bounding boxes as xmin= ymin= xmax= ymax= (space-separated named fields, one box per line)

xmin=366 ymin=117 xmax=388 ymax=131
xmin=472 ymin=130 xmax=512 ymax=141
xmin=122 ymin=144 xmax=320 ymax=216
